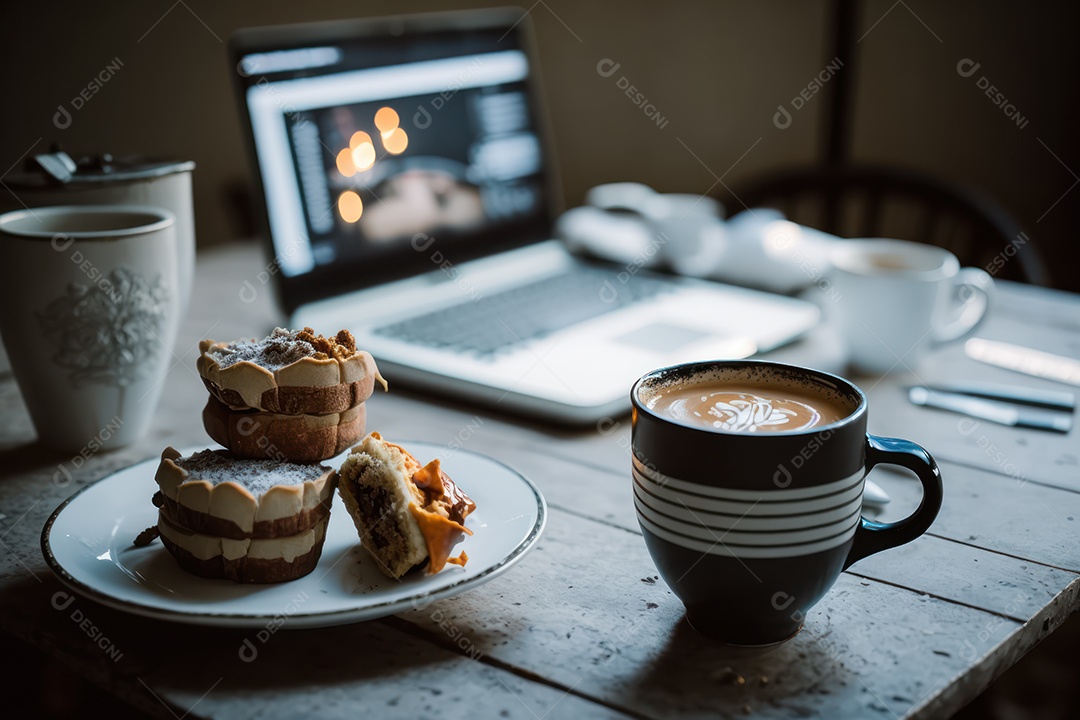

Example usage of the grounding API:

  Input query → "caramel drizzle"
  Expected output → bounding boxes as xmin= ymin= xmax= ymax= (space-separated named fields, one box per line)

xmin=386 ymin=440 xmax=476 ymax=573
xmin=411 ymin=459 xmax=477 ymax=525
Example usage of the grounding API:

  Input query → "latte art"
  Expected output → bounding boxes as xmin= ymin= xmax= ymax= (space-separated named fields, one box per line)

xmin=704 ymin=393 xmax=815 ymax=432
xmin=647 ymin=382 xmax=846 ymax=433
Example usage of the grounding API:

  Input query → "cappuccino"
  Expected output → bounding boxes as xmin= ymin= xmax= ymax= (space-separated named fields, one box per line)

xmin=632 ymin=360 xmax=943 ymax=644
xmin=647 ymin=382 xmax=846 ymax=433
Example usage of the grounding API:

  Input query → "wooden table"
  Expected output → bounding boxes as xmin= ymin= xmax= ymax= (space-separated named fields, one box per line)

xmin=2 ymin=243 xmax=1078 ymax=719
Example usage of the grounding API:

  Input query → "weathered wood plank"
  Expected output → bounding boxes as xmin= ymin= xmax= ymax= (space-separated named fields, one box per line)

xmin=493 ymin=437 xmax=1080 ymax=620
xmin=0 ymin=425 xmax=629 ymax=720
xmin=910 ymin=599 xmax=1078 ymax=719
xmin=850 ymin=313 xmax=1080 ymax=494
xmin=410 ymin=426 xmax=1080 ymax=586
xmin=6 ymin=462 xmax=1075 ymax=720
xmin=992 ymin=280 xmax=1080 ymax=330
xmin=861 ymin=377 xmax=1078 ymax=498
xmin=533 ymin=449 xmax=1080 ymax=638
xmin=847 ymin=535 xmax=1079 ymax=620
xmin=0 ymin=574 xmax=630 ymax=720
xmin=870 ymin=462 xmax=1080 ymax=573
xmin=394 ymin=504 xmax=1044 ymax=720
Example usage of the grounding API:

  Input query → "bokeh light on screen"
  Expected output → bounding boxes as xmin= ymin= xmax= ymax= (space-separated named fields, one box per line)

xmin=338 ymin=191 xmax=363 ymax=222
xmin=335 ymin=108 xmax=408 ymax=182
xmin=335 ymin=148 xmax=356 ymax=177
xmin=382 ymin=127 xmax=409 ymax=155
xmin=351 ymin=142 xmax=376 ymax=171
xmin=374 ymin=107 xmax=400 ymax=133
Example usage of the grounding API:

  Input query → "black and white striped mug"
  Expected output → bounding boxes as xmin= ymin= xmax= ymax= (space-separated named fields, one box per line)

xmin=631 ymin=360 xmax=942 ymax=646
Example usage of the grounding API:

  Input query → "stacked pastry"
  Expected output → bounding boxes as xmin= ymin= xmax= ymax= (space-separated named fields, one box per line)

xmin=137 ymin=328 xmax=479 ymax=583
xmin=145 ymin=447 xmax=337 ymax=583
xmin=136 ymin=327 xmax=386 ymax=584
xmin=197 ymin=328 xmax=385 ymax=463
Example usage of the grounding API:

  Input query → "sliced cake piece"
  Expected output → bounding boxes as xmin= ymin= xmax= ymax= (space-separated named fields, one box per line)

xmin=337 ymin=432 xmax=476 ymax=579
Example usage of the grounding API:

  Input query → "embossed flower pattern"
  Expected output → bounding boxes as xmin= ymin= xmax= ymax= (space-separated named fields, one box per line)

xmin=36 ymin=267 xmax=169 ymax=389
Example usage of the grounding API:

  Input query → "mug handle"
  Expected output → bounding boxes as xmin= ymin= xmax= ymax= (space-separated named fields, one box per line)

xmin=933 ymin=267 xmax=994 ymax=343
xmin=843 ymin=435 xmax=944 ymax=570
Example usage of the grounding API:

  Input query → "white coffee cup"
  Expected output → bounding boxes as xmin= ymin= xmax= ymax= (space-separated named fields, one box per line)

xmin=830 ymin=239 xmax=993 ymax=375
xmin=0 ymin=205 xmax=180 ymax=451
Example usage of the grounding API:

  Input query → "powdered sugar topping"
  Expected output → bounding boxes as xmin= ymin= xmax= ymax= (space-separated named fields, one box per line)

xmin=206 ymin=327 xmax=359 ymax=371
xmin=207 ymin=327 xmax=316 ymax=371
xmin=176 ymin=449 xmax=329 ymax=496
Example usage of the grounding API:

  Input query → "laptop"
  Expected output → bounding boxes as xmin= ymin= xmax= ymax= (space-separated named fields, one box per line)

xmin=229 ymin=8 xmax=819 ymax=425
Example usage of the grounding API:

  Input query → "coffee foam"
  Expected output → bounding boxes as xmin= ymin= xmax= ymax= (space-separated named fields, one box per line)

xmin=660 ymin=388 xmax=833 ymax=433
xmin=638 ymin=364 xmax=860 ymax=433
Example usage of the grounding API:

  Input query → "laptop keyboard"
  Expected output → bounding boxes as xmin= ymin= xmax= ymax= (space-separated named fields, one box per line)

xmin=373 ymin=265 xmax=676 ymax=357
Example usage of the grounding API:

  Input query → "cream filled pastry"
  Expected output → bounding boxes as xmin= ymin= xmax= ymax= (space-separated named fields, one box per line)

xmin=136 ymin=447 xmax=337 ymax=583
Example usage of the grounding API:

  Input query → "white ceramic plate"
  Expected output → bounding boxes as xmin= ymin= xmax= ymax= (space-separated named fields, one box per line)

xmin=42 ymin=442 xmax=546 ymax=628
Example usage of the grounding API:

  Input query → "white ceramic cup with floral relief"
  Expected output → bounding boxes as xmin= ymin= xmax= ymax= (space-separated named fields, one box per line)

xmin=0 ymin=205 xmax=180 ymax=452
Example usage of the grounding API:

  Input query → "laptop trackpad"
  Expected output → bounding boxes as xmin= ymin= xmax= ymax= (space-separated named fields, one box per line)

xmin=615 ymin=322 xmax=714 ymax=352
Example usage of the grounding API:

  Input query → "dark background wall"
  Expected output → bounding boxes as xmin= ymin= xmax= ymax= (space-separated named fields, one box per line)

xmin=2 ymin=1 xmax=1077 ymax=289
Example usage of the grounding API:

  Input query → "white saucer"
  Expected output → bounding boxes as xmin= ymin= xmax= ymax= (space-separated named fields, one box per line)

xmin=41 ymin=442 xmax=546 ymax=628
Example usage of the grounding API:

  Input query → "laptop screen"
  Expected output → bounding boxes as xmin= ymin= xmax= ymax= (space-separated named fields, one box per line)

xmin=231 ymin=11 xmax=555 ymax=311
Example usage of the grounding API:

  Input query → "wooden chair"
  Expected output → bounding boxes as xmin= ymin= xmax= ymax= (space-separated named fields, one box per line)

xmin=727 ymin=0 xmax=1049 ymax=285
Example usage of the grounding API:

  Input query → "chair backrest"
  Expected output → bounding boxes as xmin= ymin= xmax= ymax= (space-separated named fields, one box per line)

xmin=734 ymin=164 xmax=1048 ymax=285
